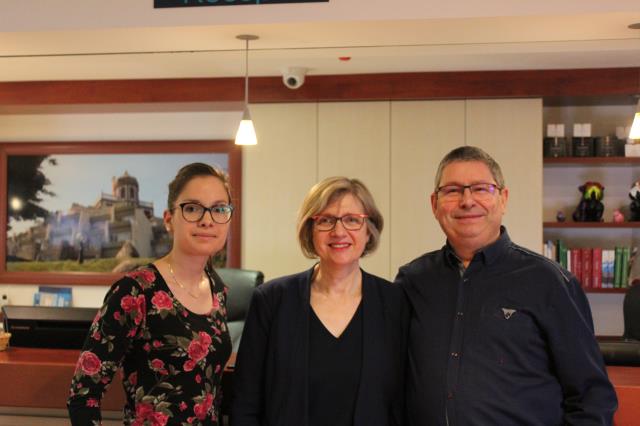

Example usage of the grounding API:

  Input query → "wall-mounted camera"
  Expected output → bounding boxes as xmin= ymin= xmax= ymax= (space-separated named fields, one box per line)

xmin=282 ymin=67 xmax=308 ymax=90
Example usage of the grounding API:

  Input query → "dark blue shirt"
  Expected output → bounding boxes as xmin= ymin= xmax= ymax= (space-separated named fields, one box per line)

xmin=396 ymin=227 xmax=617 ymax=426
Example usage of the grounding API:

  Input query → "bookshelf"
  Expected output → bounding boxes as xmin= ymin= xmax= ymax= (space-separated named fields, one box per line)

xmin=543 ymin=104 xmax=640 ymax=293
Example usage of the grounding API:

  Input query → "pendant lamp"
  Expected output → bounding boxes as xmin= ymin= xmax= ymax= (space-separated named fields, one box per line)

xmin=235 ymin=35 xmax=259 ymax=146
xmin=631 ymin=101 xmax=640 ymax=140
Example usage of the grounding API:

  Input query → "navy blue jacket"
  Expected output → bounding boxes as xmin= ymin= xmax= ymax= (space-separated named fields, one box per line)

xmin=232 ymin=267 xmax=408 ymax=426
xmin=396 ymin=228 xmax=617 ymax=426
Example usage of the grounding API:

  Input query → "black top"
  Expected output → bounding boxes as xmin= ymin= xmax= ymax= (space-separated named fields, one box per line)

xmin=395 ymin=227 xmax=617 ymax=426
xmin=68 ymin=264 xmax=232 ymax=425
xmin=231 ymin=267 xmax=408 ymax=426
xmin=308 ymin=303 xmax=363 ymax=426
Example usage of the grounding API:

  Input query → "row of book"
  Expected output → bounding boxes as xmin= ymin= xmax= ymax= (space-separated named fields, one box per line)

xmin=542 ymin=241 xmax=636 ymax=289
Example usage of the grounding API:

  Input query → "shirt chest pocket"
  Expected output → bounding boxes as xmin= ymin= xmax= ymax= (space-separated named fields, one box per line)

xmin=474 ymin=300 xmax=550 ymax=369
xmin=479 ymin=302 xmax=539 ymax=340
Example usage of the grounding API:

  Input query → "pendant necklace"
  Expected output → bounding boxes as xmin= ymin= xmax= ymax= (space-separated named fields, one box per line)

xmin=168 ymin=262 xmax=206 ymax=299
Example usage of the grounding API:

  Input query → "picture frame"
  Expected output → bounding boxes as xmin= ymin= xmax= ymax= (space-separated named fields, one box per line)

xmin=0 ymin=140 xmax=242 ymax=285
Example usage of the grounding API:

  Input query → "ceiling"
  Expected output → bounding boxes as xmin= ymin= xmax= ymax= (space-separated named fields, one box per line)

xmin=1 ymin=1 xmax=640 ymax=82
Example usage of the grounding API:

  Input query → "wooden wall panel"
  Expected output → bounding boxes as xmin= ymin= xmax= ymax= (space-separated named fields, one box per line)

xmin=390 ymin=101 xmax=466 ymax=270
xmin=465 ymin=99 xmax=543 ymax=253
xmin=0 ymin=68 xmax=636 ymax=105
xmin=318 ymin=102 xmax=391 ymax=279
xmin=242 ymin=103 xmax=317 ymax=281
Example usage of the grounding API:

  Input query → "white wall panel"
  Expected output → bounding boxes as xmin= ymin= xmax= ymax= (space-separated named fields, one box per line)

xmin=0 ymin=111 xmax=240 ymax=142
xmin=318 ymin=102 xmax=391 ymax=279
xmin=242 ymin=103 xmax=318 ymax=281
xmin=466 ymin=98 xmax=543 ymax=253
xmin=390 ymin=100 xmax=466 ymax=271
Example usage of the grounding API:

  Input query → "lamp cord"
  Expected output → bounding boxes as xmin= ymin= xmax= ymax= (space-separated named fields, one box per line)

xmin=244 ymin=39 xmax=249 ymax=106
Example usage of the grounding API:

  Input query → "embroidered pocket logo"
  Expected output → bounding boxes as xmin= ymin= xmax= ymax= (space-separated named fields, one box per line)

xmin=501 ymin=308 xmax=516 ymax=319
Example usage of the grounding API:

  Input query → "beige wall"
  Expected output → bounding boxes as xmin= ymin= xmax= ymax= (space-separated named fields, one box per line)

xmin=466 ymin=99 xmax=543 ymax=251
xmin=390 ymin=101 xmax=466 ymax=267
xmin=318 ymin=102 xmax=392 ymax=278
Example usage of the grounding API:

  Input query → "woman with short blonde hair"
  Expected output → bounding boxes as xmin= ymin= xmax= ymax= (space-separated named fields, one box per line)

xmin=233 ymin=176 xmax=408 ymax=426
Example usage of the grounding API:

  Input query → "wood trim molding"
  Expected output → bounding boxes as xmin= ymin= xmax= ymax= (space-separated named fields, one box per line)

xmin=1 ymin=68 xmax=638 ymax=105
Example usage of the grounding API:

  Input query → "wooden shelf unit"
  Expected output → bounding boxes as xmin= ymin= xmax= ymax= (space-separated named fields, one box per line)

xmin=542 ymin=147 xmax=640 ymax=294
xmin=543 ymin=221 xmax=640 ymax=229
xmin=544 ymin=157 xmax=640 ymax=166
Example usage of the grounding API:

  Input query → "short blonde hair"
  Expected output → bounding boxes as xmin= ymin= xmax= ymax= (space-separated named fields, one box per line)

xmin=297 ymin=177 xmax=383 ymax=259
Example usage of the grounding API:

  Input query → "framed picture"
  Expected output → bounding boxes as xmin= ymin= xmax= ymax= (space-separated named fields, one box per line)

xmin=0 ymin=140 xmax=242 ymax=285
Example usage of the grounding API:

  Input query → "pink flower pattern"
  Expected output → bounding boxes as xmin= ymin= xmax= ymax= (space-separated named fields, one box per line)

xmin=193 ymin=393 xmax=214 ymax=420
xmin=151 ymin=290 xmax=174 ymax=311
xmin=67 ymin=265 xmax=230 ymax=425
xmin=76 ymin=351 xmax=102 ymax=376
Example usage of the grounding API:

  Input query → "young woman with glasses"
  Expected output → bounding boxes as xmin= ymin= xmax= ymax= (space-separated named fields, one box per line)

xmin=232 ymin=177 xmax=408 ymax=426
xmin=68 ymin=163 xmax=233 ymax=425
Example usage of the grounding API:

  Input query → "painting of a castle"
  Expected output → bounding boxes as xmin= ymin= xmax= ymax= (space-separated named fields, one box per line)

xmin=7 ymin=171 xmax=171 ymax=271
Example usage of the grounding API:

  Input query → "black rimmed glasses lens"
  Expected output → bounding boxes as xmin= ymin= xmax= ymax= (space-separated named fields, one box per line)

xmin=436 ymin=183 xmax=501 ymax=201
xmin=177 ymin=202 xmax=233 ymax=224
xmin=311 ymin=214 xmax=369 ymax=231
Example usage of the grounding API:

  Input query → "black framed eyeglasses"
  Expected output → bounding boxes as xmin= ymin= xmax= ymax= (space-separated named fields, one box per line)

xmin=175 ymin=202 xmax=234 ymax=224
xmin=311 ymin=214 xmax=369 ymax=231
xmin=435 ymin=183 xmax=502 ymax=201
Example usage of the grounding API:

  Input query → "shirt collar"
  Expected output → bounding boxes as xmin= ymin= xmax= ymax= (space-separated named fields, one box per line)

xmin=443 ymin=226 xmax=511 ymax=268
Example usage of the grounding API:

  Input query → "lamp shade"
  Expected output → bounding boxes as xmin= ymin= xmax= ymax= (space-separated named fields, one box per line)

xmin=235 ymin=108 xmax=257 ymax=146
xmin=631 ymin=112 xmax=640 ymax=140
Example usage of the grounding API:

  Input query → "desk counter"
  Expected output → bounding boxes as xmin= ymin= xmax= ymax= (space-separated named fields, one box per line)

xmin=0 ymin=347 xmax=636 ymax=424
xmin=0 ymin=347 xmax=235 ymax=413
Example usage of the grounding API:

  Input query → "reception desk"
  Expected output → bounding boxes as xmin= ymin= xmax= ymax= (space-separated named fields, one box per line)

xmin=0 ymin=347 xmax=125 ymax=412
xmin=0 ymin=347 xmax=637 ymax=424
xmin=0 ymin=347 xmax=235 ymax=417
xmin=607 ymin=366 xmax=640 ymax=426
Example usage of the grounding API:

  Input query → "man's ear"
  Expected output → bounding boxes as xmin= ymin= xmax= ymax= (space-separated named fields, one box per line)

xmin=499 ymin=187 xmax=509 ymax=213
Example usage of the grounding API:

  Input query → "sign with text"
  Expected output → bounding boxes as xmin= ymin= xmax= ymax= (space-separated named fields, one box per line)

xmin=155 ymin=0 xmax=328 ymax=7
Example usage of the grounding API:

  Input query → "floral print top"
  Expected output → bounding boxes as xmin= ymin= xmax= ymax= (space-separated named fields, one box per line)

xmin=67 ymin=264 xmax=231 ymax=426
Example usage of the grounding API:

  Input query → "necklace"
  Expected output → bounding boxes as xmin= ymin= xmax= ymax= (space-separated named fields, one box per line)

xmin=168 ymin=262 xmax=207 ymax=299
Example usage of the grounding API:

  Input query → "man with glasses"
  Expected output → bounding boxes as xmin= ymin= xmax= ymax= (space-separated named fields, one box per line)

xmin=395 ymin=146 xmax=617 ymax=425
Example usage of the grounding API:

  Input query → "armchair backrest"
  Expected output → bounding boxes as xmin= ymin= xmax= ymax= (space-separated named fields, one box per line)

xmin=215 ymin=267 xmax=264 ymax=352
xmin=624 ymin=283 xmax=640 ymax=341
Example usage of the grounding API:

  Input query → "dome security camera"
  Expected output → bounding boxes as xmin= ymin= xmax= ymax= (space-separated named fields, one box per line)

xmin=282 ymin=67 xmax=308 ymax=90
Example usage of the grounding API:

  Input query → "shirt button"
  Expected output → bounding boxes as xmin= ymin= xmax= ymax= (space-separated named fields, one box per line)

xmin=451 ymin=352 xmax=460 ymax=359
